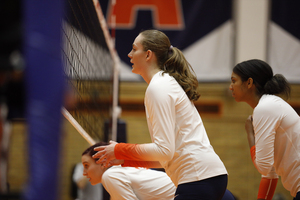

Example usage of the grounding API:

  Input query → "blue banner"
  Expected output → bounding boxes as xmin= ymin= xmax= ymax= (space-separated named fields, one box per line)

xmin=99 ymin=0 xmax=233 ymax=82
xmin=268 ymin=0 xmax=300 ymax=83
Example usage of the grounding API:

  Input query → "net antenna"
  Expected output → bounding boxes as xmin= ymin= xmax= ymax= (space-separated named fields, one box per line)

xmin=93 ymin=0 xmax=120 ymax=142
xmin=108 ymin=0 xmax=120 ymax=142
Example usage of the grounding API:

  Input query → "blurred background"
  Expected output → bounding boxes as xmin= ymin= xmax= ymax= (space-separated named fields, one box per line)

xmin=1 ymin=0 xmax=299 ymax=200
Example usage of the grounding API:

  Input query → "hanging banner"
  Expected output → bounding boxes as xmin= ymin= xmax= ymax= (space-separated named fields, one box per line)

xmin=99 ymin=0 xmax=233 ymax=81
xmin=268 ymin=0 xmax=300 ymax=83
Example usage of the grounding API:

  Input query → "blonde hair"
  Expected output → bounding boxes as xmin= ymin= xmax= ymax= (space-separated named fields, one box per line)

xmin=140 ymin=30 xmax=200 ymax=101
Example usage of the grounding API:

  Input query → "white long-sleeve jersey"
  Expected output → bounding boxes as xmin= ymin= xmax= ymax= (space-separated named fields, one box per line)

xmin=253 ymin=94 xmax=300 ymax=197
xmin=102 ymin=166 xmax=176 ymax=200
xmin=143 ymin=71 xmax=227 ymax=186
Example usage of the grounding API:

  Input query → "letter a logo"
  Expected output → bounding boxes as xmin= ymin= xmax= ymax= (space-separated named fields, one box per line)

xmin=106 ymin=0 xmax=185 ymax=30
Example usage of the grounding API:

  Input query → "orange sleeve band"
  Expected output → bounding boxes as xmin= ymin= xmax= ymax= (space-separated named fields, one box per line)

xmin=115 ymin=143 xmax=144 ymax=161
xmin=121 ymin=160 xmax=159 ymax=169
xmin=257 ymin=177 xmax=278 ymax=200
xmin=115 ymin=144 xmax=162 ymax=169
xmin=250 ymin=145 xmax=256 ymax=165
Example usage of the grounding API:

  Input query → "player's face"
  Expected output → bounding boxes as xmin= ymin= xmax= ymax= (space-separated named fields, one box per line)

xmin=229 ymin=72 xmax=249 ymax=102
xmin=82 ymin=154 xmax=105 ymax=185
xmin=128 ymin=34 xmax=147 ymax=75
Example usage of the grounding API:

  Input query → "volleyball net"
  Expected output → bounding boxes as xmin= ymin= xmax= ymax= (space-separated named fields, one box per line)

xmin=61 ymin=0 xmax=120 ymax=144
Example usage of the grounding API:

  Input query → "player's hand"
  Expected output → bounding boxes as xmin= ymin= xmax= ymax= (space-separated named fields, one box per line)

xmin=245 ymin=115 xmax=255 ymax=148
xmin=245 ymin=115 xmax=254 ymax=134
xmin=100 ymin=159 xmax=124 ymax=169
xmin=93 ymin=140 xmax=118 ymax=167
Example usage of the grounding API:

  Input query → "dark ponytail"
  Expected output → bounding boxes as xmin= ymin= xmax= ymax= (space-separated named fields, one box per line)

xmin=264 ymin=74 xmax=291 ymax=99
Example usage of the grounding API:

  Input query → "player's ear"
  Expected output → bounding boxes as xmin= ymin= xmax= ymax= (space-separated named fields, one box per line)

xmin=146 ymin=50 xmax=153 ymax=60
xmin=247 ymin=77 xmax=254 ymax=89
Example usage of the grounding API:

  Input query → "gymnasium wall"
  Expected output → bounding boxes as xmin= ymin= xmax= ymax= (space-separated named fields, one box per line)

xmin=5 ymin=0 xmax=300 ymax=199
xmin=7 ymin=83 xmax=300 ymax=200
xmin=117 ymin=82 xmax=300 ymax=200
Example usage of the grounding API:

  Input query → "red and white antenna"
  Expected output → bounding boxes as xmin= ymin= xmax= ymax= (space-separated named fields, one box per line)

xmin=92 ymin=0 xmax=120 ymax=142
xmin=111 ymin=0 xmax=116 ymax=47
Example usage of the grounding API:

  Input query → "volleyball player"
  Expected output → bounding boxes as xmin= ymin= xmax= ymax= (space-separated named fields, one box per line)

xmin=93 ymin=30 xmax=229 ymax=200
xmin=82 ymin=142 xmax=176 ymax=200
xmin=83 ymin=142 xmax=236 ymax=200
xmin=229 ymin=59 xmax=300 ymax=200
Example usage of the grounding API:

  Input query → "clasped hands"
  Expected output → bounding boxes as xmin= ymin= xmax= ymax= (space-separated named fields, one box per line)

xmin=245 ymin=115 xmax=255 ymax=148
xmin=92 ymin=140 xmax=124 ymax=168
